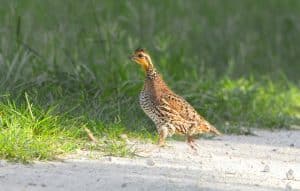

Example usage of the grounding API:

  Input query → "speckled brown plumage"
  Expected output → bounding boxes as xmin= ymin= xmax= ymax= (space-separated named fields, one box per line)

xmin=130 ymin=48 xmax=221 ymax=149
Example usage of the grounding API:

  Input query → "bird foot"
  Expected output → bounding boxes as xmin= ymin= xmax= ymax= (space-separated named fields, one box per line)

xmin=158 ymin=143 xmax=172 ymax=148
xmin=157 ymin=140 xmax=173 ymax=150
xmin=187 ymin=141 xmax=200 ymax=151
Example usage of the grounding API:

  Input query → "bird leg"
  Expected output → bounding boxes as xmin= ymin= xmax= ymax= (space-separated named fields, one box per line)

xmin=187 ymin=136 xmax=199 ymax=151
xmin=158 ymin=138 xmax=165 ymax=147
xmin=158 ymin=126 xmax=168 ymax=147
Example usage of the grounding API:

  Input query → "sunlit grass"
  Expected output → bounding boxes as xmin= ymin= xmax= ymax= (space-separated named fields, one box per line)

xmin=0 ymin=96 xmax=145 ymax=162
xmin=0 ymin=98 xmax=81 ymax=162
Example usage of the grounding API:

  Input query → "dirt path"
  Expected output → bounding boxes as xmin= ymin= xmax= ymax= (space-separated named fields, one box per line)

xmin=0 ymin=130 xmax=299 ymax=191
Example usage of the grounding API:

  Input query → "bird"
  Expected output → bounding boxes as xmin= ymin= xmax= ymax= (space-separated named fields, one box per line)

xmin=130 ymin=48 xmax=221 ymax=149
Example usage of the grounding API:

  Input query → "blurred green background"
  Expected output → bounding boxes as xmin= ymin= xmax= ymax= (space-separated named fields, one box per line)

xmin=1 ymin=0 xmax=300 ymax=161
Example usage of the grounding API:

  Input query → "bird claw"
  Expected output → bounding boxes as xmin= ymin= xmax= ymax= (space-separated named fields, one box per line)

xmin=188 ymin=141 xmax=200 ymax=151
xmin=158 ymin=143 xmax=172 ymax=149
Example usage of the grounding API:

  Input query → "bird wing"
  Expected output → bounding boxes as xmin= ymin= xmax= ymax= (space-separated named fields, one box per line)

xmin=157 ymin=93 xmax=201 ymax=122
xmin=157 ymin=93 xmax=221 ymax=135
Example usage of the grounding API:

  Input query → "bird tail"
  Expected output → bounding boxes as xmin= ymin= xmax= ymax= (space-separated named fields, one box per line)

xmin=199 ymin=120 xmax=222 ymax=136
xmin=209 ymin=124 xmax=222 ymax=136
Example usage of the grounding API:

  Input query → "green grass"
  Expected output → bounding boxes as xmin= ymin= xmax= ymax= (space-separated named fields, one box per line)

xmin=0 ymin=95 xmax=145 ymax=162
xmin=0 ymin=0 xmax=300 ymax=162
xmin=0 ymin=95 xmax=81 ymax=162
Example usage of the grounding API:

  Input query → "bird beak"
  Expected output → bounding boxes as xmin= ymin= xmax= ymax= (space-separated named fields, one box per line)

xmin=129 ymin=54 xmax=136 ymax=61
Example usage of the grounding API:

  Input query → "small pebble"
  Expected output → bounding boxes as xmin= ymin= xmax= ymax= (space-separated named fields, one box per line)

xmin=289 ymin=143 xmax=295 ymax=147
xmin=225 ymin=170 xmax=236 ymax=175
xmin=28 ymin=182 xmax=37 ymax=186
xmin=0 ymin=161 xmax=7 ymax=167
xmin=119 ymin=134 xmax=128 ymax=140
xmin=262 ymin=165 xmax=270 ymax=172
xmin=286 ymin=169 xmax=295 ymax=180
xmin=121 ymin=183 xmax=127 ymax=188
xmin=107 ymin=157 xmax=113 ymax=162
xmin=146 ymin=158 xmax=155 ymax=166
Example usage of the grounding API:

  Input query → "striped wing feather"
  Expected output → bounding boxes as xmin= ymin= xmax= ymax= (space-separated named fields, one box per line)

xmin=159 ymin=94 xmax=200 ymax=122
xmin=157 ymin=93 xmax=215 ymax=134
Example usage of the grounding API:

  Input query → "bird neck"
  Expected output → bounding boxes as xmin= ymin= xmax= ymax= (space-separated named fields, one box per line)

xmin=146 ymin=67 xmax=157 ymax=79
xmin=143 ymin=68 xmax=170 ymax=96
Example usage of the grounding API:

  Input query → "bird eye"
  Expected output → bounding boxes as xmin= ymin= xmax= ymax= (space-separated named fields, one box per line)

xmin=138 ymin=54 xmax=144 ymax=58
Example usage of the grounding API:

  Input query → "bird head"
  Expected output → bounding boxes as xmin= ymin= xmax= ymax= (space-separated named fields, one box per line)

xmin=130 ymin=48 xmax=153 ymax=71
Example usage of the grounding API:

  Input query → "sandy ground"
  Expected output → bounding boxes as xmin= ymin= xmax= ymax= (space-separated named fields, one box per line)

xmin=0 ymin=129 xmax=299 ymax=191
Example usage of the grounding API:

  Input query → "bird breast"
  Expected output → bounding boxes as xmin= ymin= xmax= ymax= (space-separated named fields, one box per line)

xmin=139 ymin=90 xmax=162 ymax=125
